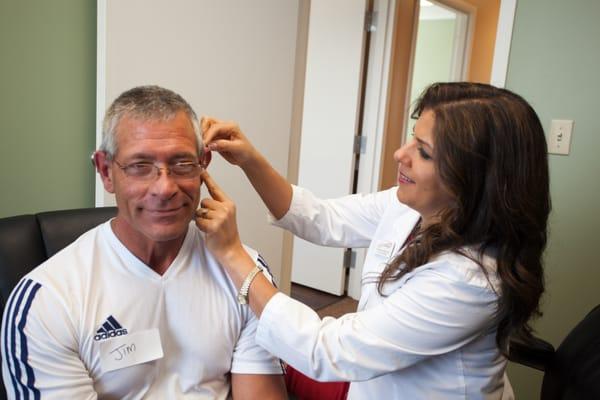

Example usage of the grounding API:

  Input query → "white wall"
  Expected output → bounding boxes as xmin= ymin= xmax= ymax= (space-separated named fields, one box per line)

xmin=98 ymin=0 xmax=301 ymax=284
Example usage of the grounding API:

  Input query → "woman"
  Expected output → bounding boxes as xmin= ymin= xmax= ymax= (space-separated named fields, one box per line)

xmin=195 ymin=82 xmax=550 ymax=399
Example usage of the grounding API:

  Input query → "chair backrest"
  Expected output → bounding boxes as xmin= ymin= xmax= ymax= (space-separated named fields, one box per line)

xmin=36 ymin=207 xmax=118 ymax=258
xmin=541 ymin=304 xmax=600 ymax=400
xmin=0 ymin=207 xmax=117 ymax=400
xmin=0 ymin=215 xmax=47 ymax=314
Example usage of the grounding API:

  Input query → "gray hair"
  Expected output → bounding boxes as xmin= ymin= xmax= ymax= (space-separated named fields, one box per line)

xmin=100 ymin=85 xmax=203 ymax=159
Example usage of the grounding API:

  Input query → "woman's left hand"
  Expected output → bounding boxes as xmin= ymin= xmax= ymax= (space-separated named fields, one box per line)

xmin=195 ymin=171 xmax=245 ymax=265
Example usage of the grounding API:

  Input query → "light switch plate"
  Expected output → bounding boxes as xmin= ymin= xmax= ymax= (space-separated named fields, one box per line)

xmin=548 ymin=119 xmax=574 ymax=155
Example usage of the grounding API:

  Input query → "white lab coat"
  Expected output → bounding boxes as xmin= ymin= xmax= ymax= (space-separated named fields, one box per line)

xmin=256 ymin=185 xmax=514 ymax=399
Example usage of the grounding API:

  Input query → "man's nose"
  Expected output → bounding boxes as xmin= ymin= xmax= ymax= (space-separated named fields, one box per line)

xmin=149 ymin=169 xmax=179 ymax=198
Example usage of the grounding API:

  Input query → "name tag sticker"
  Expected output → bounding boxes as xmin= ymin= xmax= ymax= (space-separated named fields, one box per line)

xmin=374 ymin=241 xmax=396 ymax=259
xmin=100 ymin=328 xmax=163 ymax=373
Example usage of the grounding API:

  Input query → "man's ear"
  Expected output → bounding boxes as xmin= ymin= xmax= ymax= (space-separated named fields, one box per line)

xmin=201 ymin=150 xmax=212 ymax=169
xmin=92 ymin=151 xmax=115 ymax=193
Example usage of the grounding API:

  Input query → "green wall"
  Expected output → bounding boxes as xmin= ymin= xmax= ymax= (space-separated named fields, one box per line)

xmin=406 ymin=19 xmax=456 ymax=141
xmin=505 ymin=0 xmax=600 ymax=397
xmin=0 ymin=1 xmax=97 ymax=218
xmin=410 ymin=19 xmax=456 ymax=105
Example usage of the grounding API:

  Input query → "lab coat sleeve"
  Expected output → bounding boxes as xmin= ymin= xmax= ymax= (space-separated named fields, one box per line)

xmin=1 ymin=278 xmax=97 ymax=400
xmin=269 ymin=185 xmax=397 ymax=248
xmin=255 ymin=261 xmax=499 ymax=382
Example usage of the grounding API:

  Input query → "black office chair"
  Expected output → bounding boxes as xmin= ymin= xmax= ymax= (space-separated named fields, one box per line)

xmin=0 ymin=207 xmax=117 ymax=400
xmin=508 ymin=304 xmax=600 ymax=399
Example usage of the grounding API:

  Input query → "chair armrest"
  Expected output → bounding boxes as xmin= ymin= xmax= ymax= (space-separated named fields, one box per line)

xmin=509 ymin=335 xmax=555 ymax=371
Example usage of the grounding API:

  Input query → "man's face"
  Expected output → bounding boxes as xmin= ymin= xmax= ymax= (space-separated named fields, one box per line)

xmin=104 ymin=111 xmax=201 ymax=245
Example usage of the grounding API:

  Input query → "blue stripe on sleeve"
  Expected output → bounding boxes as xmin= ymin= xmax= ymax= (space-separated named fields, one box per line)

xmin=17 ymin=281 xmax=41 ymax=400
xmin=9 ymin=279 xmax=33 ymax=400
xmin=257 ymin=254 xmax=277 ymax=288
xmin=257 ymin=254 xmax=270 ymax=273
xmin=3 ymin=279 xmax=27 ymax=400
xmin=5 ymin=279 xmax=42 ymax=400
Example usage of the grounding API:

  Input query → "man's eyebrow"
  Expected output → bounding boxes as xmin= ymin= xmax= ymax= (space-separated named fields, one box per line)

xmin=122 ymin=153 xmax=153 ymax=160
xmin=169 ymin=152 xmax=198 ymax=160
xmin=121 ymin=152 xmax=198 ymax=161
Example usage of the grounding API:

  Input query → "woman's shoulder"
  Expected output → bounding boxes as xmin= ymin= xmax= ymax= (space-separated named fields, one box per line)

xmin=426 ymin=248 xmax=500 ymax=292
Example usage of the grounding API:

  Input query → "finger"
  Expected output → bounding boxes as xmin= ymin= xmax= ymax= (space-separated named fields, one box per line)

xmin=206 ymin=139 xmax=237 ymax=153
xmin=200 ymin=197 xmax=221 ymax=211
xmin=194 ymin=215 xmax=216 ymax=233
xmin=201 ymin=116 xmax=219 ymax=136
xmin=201 ymin=171 xmax=228 ymax=202
xmin=195 ymin=208 xmax=210 ymax=219
xmin=203 ymin=121 xmax=238 ymax=146
xmin=202 ymin=120 xmax=225 ymax=143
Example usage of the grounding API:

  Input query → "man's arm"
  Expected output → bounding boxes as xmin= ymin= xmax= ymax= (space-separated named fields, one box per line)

xmin=226 ymin=251 xmax=287 ymax=400
xmin=1 ymin=278 xmax=97 ymax=399
xmin=231 ymin=373 xmax=287 ymax=400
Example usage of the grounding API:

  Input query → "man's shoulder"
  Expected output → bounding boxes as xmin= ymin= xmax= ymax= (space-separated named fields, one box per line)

xmin=241 ymin=245 xmax=275 ymax=282
xmin=184 ymin=226 xmax=274 ymax=286
xmin=26 ymin=223 xmax=106 ymax=285
xmin=187 ymin=222 xmax=262 ymax=264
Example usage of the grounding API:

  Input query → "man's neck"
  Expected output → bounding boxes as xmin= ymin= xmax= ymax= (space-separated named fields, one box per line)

xmin=110 ymin=219 xmax=186 ymax=275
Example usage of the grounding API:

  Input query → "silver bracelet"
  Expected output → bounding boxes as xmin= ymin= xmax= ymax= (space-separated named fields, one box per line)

xmin=237 ymin=265 xmax=262 ymax=305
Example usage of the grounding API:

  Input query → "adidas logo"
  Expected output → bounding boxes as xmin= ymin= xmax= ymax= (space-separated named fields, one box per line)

xmin=94 ymin=315 xmax=128 ymax=341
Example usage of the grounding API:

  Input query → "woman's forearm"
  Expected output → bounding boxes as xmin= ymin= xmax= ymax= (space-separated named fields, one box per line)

xmin=219 ymin=247 xmax=278 ymax=318
xmin=241 ymin=152 xmax=293 ymax=221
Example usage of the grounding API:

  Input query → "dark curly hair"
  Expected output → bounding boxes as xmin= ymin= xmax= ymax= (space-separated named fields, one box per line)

xmin=378 ymin=82 xmax=551 ymax=354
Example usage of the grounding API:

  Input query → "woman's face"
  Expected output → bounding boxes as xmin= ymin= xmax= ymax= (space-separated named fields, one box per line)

xmin=393 ymin=109 xmax=453 ymax=226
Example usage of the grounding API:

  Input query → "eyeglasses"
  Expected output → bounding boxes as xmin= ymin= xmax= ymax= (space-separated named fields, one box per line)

xmin=113 ymin=160 xmax=204 ymax=181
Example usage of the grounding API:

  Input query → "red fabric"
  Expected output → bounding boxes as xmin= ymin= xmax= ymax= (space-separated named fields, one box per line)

xmin=285 ymin=365 xmax=350 ymax=400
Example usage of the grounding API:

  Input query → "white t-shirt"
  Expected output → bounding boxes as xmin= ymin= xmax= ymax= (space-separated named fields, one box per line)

xmin=257 ymin=185 xmax=513 ymax=400
xmin=1 ymin=221 xmax=282 ymax=400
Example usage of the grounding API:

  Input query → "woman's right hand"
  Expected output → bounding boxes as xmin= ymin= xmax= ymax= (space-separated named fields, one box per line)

xmin=202 ymin=116 xmax=293 ymax=220
xmin=201 ymin=117 xmax=259 ymax=168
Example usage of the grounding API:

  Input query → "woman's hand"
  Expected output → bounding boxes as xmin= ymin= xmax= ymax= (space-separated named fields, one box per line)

xmin=201 ymin=117 xmax=259 ymax=168
xmin=195 ymin=170 xmax=246 ymax=265
xmin=201 ymin=116 xmax=293 ymax=220
xmin=195 ymin=170 xmax=279 ymax=316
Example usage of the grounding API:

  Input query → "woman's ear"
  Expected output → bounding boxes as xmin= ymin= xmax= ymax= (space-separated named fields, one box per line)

xmin=201 ymin=150 xmax=212 ymax=169
xmin=92 ymin=151 xmax=115 ymax=193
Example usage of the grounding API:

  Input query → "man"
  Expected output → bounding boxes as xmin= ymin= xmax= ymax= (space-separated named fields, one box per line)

xmin=0 ymin=86 xmax=287 ymax=399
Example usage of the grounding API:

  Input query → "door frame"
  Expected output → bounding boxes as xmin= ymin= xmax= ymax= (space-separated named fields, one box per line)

xmin=346 ymin=0 xmax=516 ymax=299
xmin=95 ymin=0 xmax=108 ymax=206
xmin=377 ymin=0 xmax=516 ymax=193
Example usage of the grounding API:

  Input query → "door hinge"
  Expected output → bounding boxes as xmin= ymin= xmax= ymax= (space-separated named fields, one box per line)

xmin=353 ymin=135 xmax=367 ymax=155
xmin=365 ymin=10 xmax=377 ymax=32
xmin=343 ymin=249 xmax=357 ymax=269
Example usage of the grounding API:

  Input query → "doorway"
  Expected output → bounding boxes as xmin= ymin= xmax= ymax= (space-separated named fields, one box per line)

xmin=405 ymin=0 xmax=472 ymax=142
xmin=284 ymin=0 xmax=511 ymax=299
xmin=379 ymin=0 xmax=502 ymax=190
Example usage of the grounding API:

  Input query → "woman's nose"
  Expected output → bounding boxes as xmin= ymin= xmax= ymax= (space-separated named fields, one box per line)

xmin=394 ymin=142 xmax=411 ymax=166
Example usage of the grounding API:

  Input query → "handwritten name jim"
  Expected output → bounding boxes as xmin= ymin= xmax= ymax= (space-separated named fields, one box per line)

xmin=110 ymin=343 xmax=136 ymax=361
xmin=101 ymin=329 xmax=163 ymax=372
